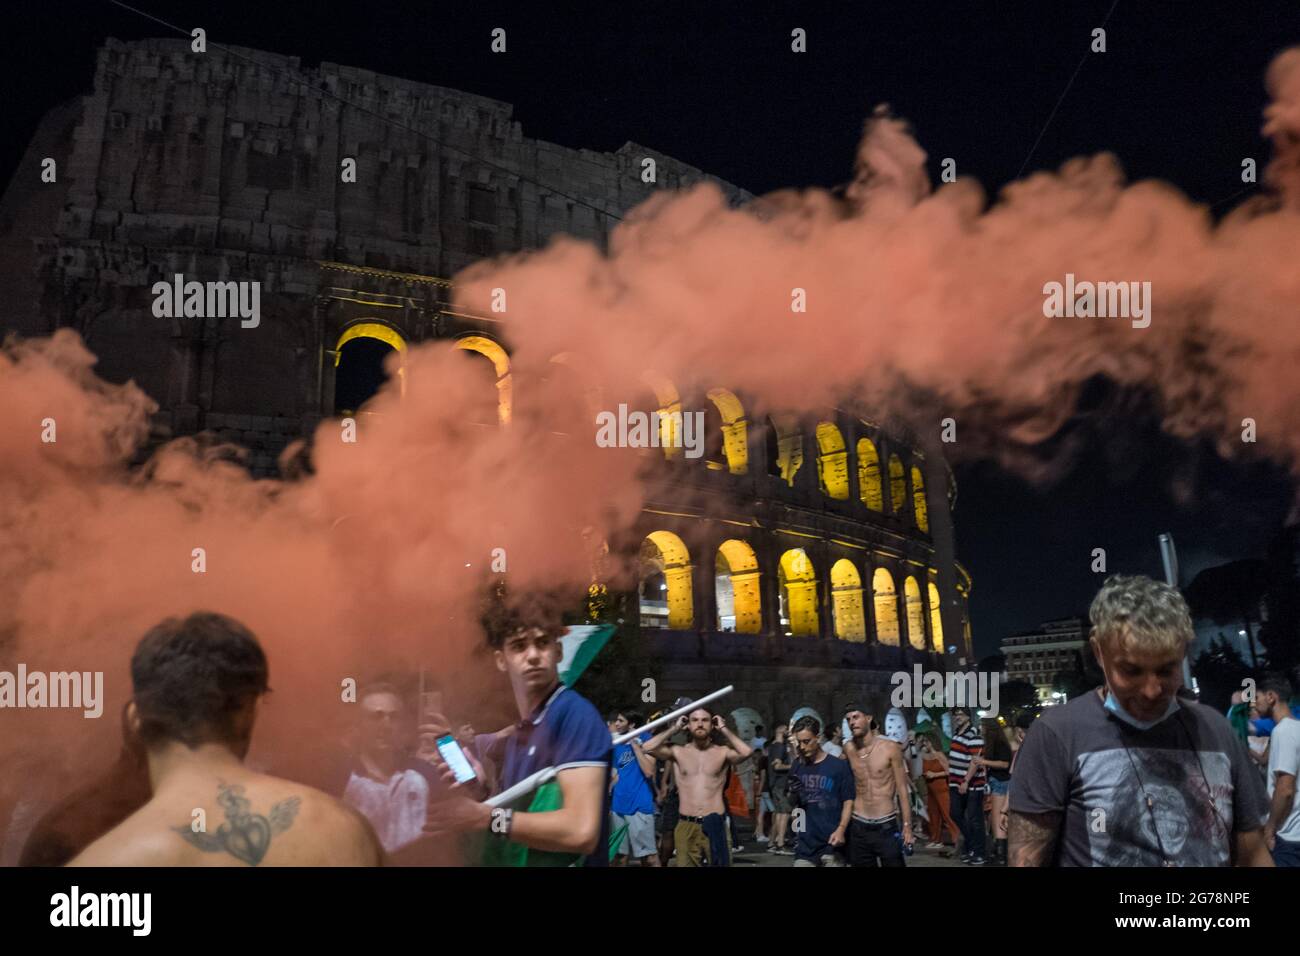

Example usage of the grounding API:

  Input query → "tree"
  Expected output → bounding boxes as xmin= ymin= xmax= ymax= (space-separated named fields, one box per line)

xmin=999 ymin=679 xmax=1040 ymax=724
xmin=566 ymin=587 xmax=664 ymax=720
xmin=1192 ymin=636 xmax=1252 ymax=713
xmin=1258 ymin=527 xmax=1300 ymax=680
xmin=1184 ymin=559 xmax=1267 ymax=668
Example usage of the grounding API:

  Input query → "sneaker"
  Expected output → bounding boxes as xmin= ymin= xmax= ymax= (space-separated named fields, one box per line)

xmin=756 ymin=835 xmax=770 ymax=843
xmin=965 ymin=855 xmax=986 ymax=866
xmin=925 ymin=842 xmax=943 ymax=849
xmin=774 ymin=847 xmax=795 ymax=856
xmin=733 ymin=845 xmax=745 ymax=854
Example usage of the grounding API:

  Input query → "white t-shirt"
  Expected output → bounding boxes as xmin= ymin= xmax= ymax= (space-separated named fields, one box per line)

xmin=1266 ymin=716 xmax=1300 ymax=842
xmin=343 ymin=769 xmax=430 ymax=853
xmin=821 ymin=741 xmax=844 ymax=758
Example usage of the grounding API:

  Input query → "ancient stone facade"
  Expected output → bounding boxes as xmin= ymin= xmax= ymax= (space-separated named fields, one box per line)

xmin=0 ymin=38 xmax=973 ymax=722
xmin=1 ymin=38 xmax=748 ymax=472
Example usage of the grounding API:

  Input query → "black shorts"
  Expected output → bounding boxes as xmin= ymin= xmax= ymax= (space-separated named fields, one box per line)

xmin=848 ymin=817 xmax=905 ymax=868
xmin=658 ymin=790 xmax=680 ymax=833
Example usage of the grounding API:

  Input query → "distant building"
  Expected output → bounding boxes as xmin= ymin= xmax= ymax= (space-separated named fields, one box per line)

xmin=1001 ymin=617 xmax=1088 ymax=703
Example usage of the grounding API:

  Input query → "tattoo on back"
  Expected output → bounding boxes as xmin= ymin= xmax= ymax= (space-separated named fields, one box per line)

xmin=174 ymin=782 xmax=301 ymax=865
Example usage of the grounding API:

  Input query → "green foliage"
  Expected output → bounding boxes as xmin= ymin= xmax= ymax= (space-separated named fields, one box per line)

xmin=1192 ymin=636 xmax=1252 ymax=712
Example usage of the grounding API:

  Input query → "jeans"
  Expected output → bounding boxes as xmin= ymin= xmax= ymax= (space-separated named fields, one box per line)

xmin=1273 ymin=836 xmax=1300 ymax=867
xmin=949 ymin=786 xmax=986 ymax=859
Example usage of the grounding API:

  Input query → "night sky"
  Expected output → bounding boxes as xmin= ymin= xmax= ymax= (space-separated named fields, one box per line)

xmin=4 ymin=0 xmax=1298 ymax=656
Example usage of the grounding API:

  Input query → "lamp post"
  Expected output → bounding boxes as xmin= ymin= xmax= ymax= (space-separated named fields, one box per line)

xmin=1159 ymin=533 xmax=1195 ymax=690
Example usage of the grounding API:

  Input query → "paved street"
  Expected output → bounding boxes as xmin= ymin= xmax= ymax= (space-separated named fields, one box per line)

xmin=733 ymin=841 xmax=968 ymax=867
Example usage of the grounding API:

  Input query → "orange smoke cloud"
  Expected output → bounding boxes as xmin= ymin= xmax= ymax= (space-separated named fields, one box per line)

xmin=4 ymin=46 xmax=1300 ymax=855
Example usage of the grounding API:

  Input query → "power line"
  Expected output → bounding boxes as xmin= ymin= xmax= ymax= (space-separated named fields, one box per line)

xmin=1016 ymin=0 xmax=1123 ymax=181
xmin=105 ymin=0 xmax=628 ymax=223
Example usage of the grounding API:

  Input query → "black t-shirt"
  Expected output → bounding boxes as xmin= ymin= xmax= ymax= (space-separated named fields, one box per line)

xmin=985 ymin=729 xmax=1013 ymax=782
xmin=766 ymin=742 xmax=789 ymax=787
xmin=1010 ymin=691 xmax=1269 ymax=866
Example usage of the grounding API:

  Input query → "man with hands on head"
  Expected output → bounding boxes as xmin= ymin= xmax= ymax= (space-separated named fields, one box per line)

xmin=642 ymin=705 xmax=752 ymax=866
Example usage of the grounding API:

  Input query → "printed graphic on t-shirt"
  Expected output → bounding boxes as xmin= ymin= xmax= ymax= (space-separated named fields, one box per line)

xmin=1078 ymin=748 xmax=1233 ymax=866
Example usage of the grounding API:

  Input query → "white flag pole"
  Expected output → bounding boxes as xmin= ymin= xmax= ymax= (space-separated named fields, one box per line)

xmin=483 ymin=685 xmax=735 ymax=808
xmin=613 ymin=685 xmax=735 ymax=745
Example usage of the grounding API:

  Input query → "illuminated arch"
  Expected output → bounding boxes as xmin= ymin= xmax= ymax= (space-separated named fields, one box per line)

xmin=888 ymin=454 xmax=906 ymax=514
xmin=778 ymin=549 xmax=819 ymax=637
xmin=904 ymin=575 xmax=926 ymax=650
xmin=336 ymin=321 xmax=408 ymax=357
xmin=455 ymin=335 xmax=512 ymax=425
xmin=911 ymin=465 xmax=929 ymax=533
xmin=872 ymin=567 xmax=899 ymax=646
xmin=767 ymin=414 xmax=804 ymax=486
xmin=643 ymin=371 xmax=684 ymax=460
xmin=716 ymin=539 xmax=762 ymax=634
xmin=706 ymin=388 xmax=749 ymax=474
xmin=640 ymin=531 xmax=694 ymax=629
xmin=857 ymin=438 xmax=883 ymax=511
xmin=830 ymin=559 xmax=866 ymax=642
xmin=928 ymin=580 xmax=944 ymax=652
xmin=815 ymin=422 xmax=850 ymax=500
xmin=334 ymin=321 xmax=408 ymax=401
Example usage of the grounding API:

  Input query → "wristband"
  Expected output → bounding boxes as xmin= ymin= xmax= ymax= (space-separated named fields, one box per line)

xmin=492 ymin=807 xmax=514 ymax=839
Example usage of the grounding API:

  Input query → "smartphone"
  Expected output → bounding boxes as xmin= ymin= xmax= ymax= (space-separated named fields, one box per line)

xmin=436 ymin=734 xmax=478 ymax=785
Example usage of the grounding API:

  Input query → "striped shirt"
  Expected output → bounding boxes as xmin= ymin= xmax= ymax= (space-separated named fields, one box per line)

xmin=948 ymin=727 xmax=987 ymax=790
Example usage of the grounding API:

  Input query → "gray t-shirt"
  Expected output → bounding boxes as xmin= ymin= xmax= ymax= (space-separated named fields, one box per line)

xmin=1010 ymin=690 xmax=1268 ymax=866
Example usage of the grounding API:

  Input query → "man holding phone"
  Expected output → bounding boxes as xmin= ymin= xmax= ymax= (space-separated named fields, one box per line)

xmin=423 ymin=590 xmax=612 ymax=866
xmin=642 ymin=704 xmax=752 ymax=866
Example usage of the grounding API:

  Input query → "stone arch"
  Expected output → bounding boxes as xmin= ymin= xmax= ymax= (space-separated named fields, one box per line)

xmin=777 ymin=548 xmax=819 ymax=637
xmin=789 ymin=706 xmax=826 ymax=737
xmin=830 ymin=559 xmax=866 ymax=641
xmin=334 ymin=320 xmax=408 ymax=412
xmin=730 ymin=706 xmax=765 ymax=742
xmin=640 ymin=530 xmax=694 ymax=629
xmin=912 ymin=465 xmax=929 ymax=533
xmin=815 ymin=422 xmax=850 ymax=500
xmin=873 ymin=567 xmax=900 ymax=645
xmin=706 ymin=387 xmax=749 ymax=474
xmin=928 ymin=579 xmax=945 ymax=652
xmin=643 ymin=370 xmax=683 ymax=460
xmin=454 ymin=334 xmax=512 ymax=425
xmin=766 ymin=414 xmax=803 ymax=486
xmin=888 ymin=454 xmax=906 ymax=514
xmin=904 ymin=575 xmax=926 ymax=650
xmin=858 ymin=437 xmax=884 ymax=511
xmin=716 ymin=539 xmax=762 ymax=634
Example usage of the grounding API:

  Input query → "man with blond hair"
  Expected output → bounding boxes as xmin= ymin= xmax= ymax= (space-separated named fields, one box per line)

xmin=1008 ymin=575 xmax=1272 ymax=867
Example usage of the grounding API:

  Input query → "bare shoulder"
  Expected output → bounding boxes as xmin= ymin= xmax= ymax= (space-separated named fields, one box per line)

xmin=68 ymin=812 xmax=180 ymax=867
xmin=260 ymin=778 xmax=383 ymax=864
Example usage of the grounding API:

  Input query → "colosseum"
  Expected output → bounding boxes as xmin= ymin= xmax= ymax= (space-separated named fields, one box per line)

xmin=0 ymin=38 xmax=974 ymax=732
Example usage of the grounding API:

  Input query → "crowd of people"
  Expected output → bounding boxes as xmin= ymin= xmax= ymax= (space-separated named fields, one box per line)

xmin=7 ymin=574 xmax=1299 ymax=868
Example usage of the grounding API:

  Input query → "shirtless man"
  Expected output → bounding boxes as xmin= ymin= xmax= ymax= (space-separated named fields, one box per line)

xmin=643 ymin=705 xmax=751 ymax=866
xmin=69 ymin=612 xmax=383 ymax=867
xmin=843 ymin=706 xmax=913 ymax=867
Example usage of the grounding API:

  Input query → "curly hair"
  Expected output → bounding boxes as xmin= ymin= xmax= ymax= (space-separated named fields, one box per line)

xmin=1089 ymin=574 xmax=1193 ymax=655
